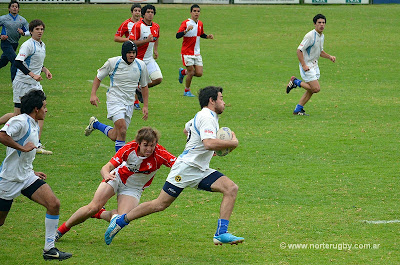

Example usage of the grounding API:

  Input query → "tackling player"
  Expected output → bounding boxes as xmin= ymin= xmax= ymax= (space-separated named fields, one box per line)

xmin=286 ymin=14 xmax=336 ymax=116
xmin=105 ymin=86 xmax=244 ymax=246
xmin=0 ymin=89 xmax=72 ymax=261
xmin=176 ymin=4 xmax=214 ymax=97
xmin=56 ymin=127 xmax=176 ymax=241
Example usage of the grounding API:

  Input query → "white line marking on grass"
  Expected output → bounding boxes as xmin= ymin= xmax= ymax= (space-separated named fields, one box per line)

xmin=87 ymin=80 xmax=109 ymax=89
xmin=362 ymin=220 xmax=400 ymax=224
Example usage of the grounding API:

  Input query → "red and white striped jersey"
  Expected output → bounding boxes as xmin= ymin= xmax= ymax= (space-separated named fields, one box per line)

xmin=115 ymin=18 xmax=136 ymax=38
xmin=178 ymin=19 xmax=204 ymax=56
xmin=129 ymin=20 xmax=160 ymax=62
xmin=110 ymin=141 xmax=176 ymax=189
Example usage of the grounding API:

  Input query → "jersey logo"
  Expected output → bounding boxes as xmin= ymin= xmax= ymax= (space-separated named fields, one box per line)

xmin=175 ymin=175 xmax=182 ymax=182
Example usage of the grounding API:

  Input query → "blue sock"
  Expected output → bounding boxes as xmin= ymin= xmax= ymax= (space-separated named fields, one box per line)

xmin=294 ymin=104 xmax=303 ymax=113
xmin=115 ymin=140 xmax=125 ymax=152
xmin=116 ymin=214 xmax=129 ymax=228
xmin=93 ymin=121 xmax=113 ymax=137
xmin=294 ymin=78 xmax=302 ymax=87
xmin=215 ymin=219 xmax=229 ymax=236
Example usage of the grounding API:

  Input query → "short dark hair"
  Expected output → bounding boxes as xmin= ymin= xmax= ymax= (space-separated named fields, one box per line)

xmin=141 ymin=4 xmax=156 ymax=17
xmin=8 ymin=0 xmax=19 ymax=9
xmin=198 ymin=86 xmax=223 ymax=109
xmin=20 ymin=89 xmax=46 ymax=115
xmin=131 ymin=4 xmax=141 ymax=12
xmin=191 ymin=4 xmax=200 ymax=12
xmin=313 ymin=14 xmax=326 ymax=24
xmin=29 ymin=19 xmax=45 ymax=32
xmin=135 ymin=127 xmax=160 ymax=145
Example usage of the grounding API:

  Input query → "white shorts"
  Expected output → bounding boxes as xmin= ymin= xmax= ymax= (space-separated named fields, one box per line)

xmin=12 ymin=81 xmax=43 ymax=104
xmin=145 ymin=59 xmax=163 ymax=79
xmin=182 ymin=55 xmax=203 ymax=67
xmin=165 ymin=160 xmax=216 ymax=189
xmin=0 ymin=172 xmax=39 ymax=200
xmin=299 ymin=63 xmax=320 ymax=83
xmin=106 ymin=101 xmax=134 ymax=128
xmin=105 ymin=173 xmax=143 ymax=201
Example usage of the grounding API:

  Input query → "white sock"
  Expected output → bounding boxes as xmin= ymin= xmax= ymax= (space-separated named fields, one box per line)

xmin=44 ymin=214 xmax=59 ymax=251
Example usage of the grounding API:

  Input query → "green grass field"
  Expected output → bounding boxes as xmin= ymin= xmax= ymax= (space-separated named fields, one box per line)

xmin=0 ymin=3 xmax=399 ymax=264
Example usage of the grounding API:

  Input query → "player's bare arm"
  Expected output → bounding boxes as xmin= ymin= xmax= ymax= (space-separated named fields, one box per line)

xmin=207 ymin=34 xmax=214 ymax=39
xmin=42 ymin=67 xmax=52 ymax=80
xmin=320 ymin=51 xmax=336 ymax=62
xmin=297 ymin=49 xmax=309 ymax=71
xmin=0 ymin=131 xmax=37 ymax=152
xmin=90 ymin=77 xmax=101 ymax=107
xmin=101 ymin=162 xmax=116 ymax=182
xmin=141 ymin=85 xmax=149 ymax=120
xmin=203 ymin=133 xmax=238 ymax=151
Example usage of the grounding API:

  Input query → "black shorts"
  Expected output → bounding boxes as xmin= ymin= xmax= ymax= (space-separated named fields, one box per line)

xmin=162 ymin=170 xmax=224 ymax=198
xmin=0 ymin=179 xmax=46 ymax=212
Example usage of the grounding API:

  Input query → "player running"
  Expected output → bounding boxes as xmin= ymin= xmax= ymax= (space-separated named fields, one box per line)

xmin=104 ymin=86 xmax=244 ymax=246
xmin=176 ymin=4 xmax=214 ymax=97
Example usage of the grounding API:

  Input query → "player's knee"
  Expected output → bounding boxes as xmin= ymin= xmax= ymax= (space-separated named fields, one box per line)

xmin=87 ymin=203 xmax=104 ymax=216
xmin=195 ymin=72 xmax=203 ymax=77
xmin=313 ymin=87 xmax=321 ymax=93
xmin=47 ymin=197 xmax=61 ymax=212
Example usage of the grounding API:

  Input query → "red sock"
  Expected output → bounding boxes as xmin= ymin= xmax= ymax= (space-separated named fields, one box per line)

xmin=185 ymin=88 xmax=190 ymax=92
xmin=58 ymin=222 xmax=71 ymax=234
xmin=91 ymin=207 xmax=106 ymax=219
xmin=134 ymin=100 xmax=139 ymax=104
xmin=181 ymin=69 xmax=187 ymax=76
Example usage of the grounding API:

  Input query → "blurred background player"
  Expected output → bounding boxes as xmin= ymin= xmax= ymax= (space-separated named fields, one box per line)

xmin=0 ymin=89 xmax=72 ymax=261
xmin=286 ymin=14 xmax=336 ymax=116
xmin=114 ymin=3 xmax=142 ymax=110
xmin=84 ymin=41 xmax=150 ymax=152
xmin=56 ymin=127 xmax=176 ymax=241
xmin=0 ymin=19 xmax=53 ymax=155
xmin=176 ymin=4 xmax=214 ymax=97
xmin=105 ymin=86 xmax=244 ymax=246
xmin=129 ymin=4 xmax=162 ymax=94
xmin=0 ymin=0 xmax=30 ymax=82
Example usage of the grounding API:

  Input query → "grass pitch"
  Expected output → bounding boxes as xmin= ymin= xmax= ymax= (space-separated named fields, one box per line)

xmin=0 ymin=3 xmax=399 ymax=264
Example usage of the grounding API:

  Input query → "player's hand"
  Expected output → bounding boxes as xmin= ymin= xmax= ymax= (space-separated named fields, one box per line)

xmin=45 ymin=71 xmax=52 ymax=80
xmin=141 ymin=106 xmax=148 ymax=121
xmin=17 ymin=28 xmax=24 ymax=35
xmin=330 ymin=56 xmax=336 ymax=63
xmin=153 ymin=50 xmax=158 ymax=59
xmin=187 ymin=25 xmax=193 ymax=31
xmin=302 ymin=65 xmax=310 ymax=72
xmin=0 ymin=35 xmax=8 ymax=41
xmin=230 ymin=131 xmax=239 ymax=151
xmin=104 ymin=171 xmax=116 ymax=182
xmin=90 ymin=95 xmax=100 ymax=107
xmin=34 ymin=171 xmax=47 ymax=180
xmin=147 ymin=34 xmax=154 ymax=42
xmin=31 ymin=74 xmax=43 ymax=81
xmin=207 ymin=34 xmax=214 ymax=39
xmin=22 ymin=142 xmax=37 ymax=152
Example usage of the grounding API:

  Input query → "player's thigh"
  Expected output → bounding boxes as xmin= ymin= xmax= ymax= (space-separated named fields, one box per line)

xmin=308 ymin=80 xmax=320 ymax=92
xmin=30 ymin=182 xmax=59 ymax=209
xmin=90 ymin=182 xmax=116 ymax=207
xmin=210 ymin=175 xmax=238 ymax=194
xmin=194 ymin=65 xmax=203 ymax=76
xmin=117 ymin=194 xmax=139 ymax=214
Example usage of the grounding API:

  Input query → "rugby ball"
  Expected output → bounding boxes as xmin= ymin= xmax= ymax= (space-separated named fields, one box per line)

xmin=215 ymin=127 xmax=232 ymax=157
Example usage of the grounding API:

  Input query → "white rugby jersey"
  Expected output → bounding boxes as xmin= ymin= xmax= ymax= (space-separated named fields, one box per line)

xmin=0 ymin=114 xmax=39 ymax=182
xmin=14 ymin=38 xmax=46 ymax=85
xmin=178 ymin=108 xmax=219 ymax=171
xmin=97 ymin=56 xmax=150 ymax=105
xmin=297 ymin=29 xmax=324 ymax=69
